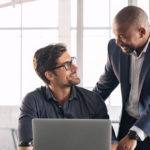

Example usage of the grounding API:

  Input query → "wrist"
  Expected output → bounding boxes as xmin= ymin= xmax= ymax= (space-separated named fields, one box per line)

xmin=128 ymin=130 xmax=141 ymax=141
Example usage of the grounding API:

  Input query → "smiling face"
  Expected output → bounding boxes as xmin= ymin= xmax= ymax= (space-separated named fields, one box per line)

xmin=49 ymin=51 xmax=80 ymax=88
xmin=113 ymin=21 xmax=144 ymax=54
xmin=112 ymin=6 xmax=150 ymax=55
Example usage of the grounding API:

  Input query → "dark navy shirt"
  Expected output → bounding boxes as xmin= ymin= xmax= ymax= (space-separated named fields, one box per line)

xmin=18 ymin=86 xmax=109 ymax=146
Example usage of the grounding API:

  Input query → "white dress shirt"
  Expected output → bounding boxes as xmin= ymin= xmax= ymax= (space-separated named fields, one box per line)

xmin=125 ymin=39 xmax=150 ymax=141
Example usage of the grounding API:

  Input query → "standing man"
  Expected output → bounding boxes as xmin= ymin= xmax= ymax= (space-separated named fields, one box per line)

xmin=18 ymin=43 xmax=116 ymax=150
xmin=94 ymin=6 xmax=150 ymax=150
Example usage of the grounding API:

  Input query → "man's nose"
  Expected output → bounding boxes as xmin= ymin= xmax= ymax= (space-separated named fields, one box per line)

xmin=71 ymin=63 xmax=78 ymax=71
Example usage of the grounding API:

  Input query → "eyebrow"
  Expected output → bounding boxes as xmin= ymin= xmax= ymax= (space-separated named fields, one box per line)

xmin=58 ymin=59 xmax=72 ymax=66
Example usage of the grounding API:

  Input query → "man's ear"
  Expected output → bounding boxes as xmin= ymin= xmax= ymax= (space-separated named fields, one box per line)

xmin=45 ymin=71 xmax=54 ymax=82
xmin=139 ymin=27 xmax=146 ymax=38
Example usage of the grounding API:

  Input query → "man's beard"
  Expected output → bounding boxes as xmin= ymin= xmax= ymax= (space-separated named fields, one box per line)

xmin=68 ymin=78 xmax=80 ymax=86
xmin=120 ymin=45 xmax=135 ymax=54
xmin=65 ymin=72 xmax=80 ymax=87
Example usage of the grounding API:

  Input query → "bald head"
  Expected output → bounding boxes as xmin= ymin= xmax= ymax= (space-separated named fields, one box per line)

xmin=114 ymin=6 xmax=149 ymax=29
xmin=113 ymin=6 xmax=150 ymax=55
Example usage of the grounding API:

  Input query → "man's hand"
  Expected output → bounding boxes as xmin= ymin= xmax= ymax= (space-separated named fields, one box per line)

xmin=117 ymin=135 xmax=137 ymax=150
xmin=18 ymin=146 xmax=33 ymax=150
xmin=111 ymin=144 xmax=117 ymax=150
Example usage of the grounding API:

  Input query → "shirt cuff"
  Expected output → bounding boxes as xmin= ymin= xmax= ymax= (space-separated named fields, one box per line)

xmin=111 ymin=140 xmax=118 ymax=145
xmin=130 ymin=126 xmax=147 ymax=141
xmin=18 ymin=141 xmax=33 ymax=146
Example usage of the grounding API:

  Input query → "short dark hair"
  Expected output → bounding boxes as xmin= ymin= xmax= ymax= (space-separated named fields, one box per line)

xmin=114 ymin=6 xmax=148 ymax=27
xmin=33 ymin=43 xmax=67 ymax=85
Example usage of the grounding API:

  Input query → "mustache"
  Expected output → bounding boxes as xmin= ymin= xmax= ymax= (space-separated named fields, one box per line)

xmin=120 ymin=46 xmax=135 ymax=54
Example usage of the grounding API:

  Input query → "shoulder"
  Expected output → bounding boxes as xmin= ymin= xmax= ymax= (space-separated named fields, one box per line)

xmin=108 ymin=39 xmax=118 ymax=48
xmin=22 ymin=86 xmax=47 ymax=105
xmin=74 ymin=86 xmax=104 ymax=103
xmin=74 ymin=86 xmax=95 ymax=96
xmin=74 ymin=86 xmax=108 ymax=115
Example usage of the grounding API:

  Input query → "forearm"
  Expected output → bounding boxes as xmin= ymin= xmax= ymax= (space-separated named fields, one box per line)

xmin=111 ymin=144 xmax=117 ymax=150
xmin=18 ymin=146 xmax=33 ymax=150
xmin=134 ymin=104 xmax=150 ymax=137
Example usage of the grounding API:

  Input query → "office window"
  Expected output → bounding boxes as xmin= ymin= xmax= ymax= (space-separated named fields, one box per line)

xmin=22 ymin=30 xmax=58 ymax=98
xmin=0 ymin=3 xmax=21 ymax=27
xmin=137 ymin=0 xmax=149 ymax=18
xmin=71 ymin=0 xmax=77 ymax=28
xmin=0 ymin=0 xmax=59 ymax=105
xmin=0 ymin=3 xmax=21 ymax=105
xmin=83 ymin=30 xmax=109 ymax=87
xmin=83 ymin=0 xmax=128 ymax=106
xmin=21 ymin=0 xmax=59 ymax=98
xmin=1 ymin=0 xmax=149 ymax=106
xmin=22 ymin=0 xmax=58 ymax=27
xmin=0 ymin=30 xmax=21 ymax=105
xmin=84 ymin=0 xmax=109 ymax=27
xmin=71 ymin=30 xmax=77 ymax=57
xmin=71 ymin=0 xmax=77 ymax=57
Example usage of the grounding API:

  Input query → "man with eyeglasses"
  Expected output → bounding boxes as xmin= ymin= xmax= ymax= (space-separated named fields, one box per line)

xmin=18 ymin=43 xmax=117 ymax=150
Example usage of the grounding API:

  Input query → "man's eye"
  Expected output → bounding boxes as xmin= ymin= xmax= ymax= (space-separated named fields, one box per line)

xmin=64 ymin=62 xmax=71 ymax=67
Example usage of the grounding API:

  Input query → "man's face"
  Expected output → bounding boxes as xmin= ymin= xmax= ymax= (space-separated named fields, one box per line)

xmin=113 ymin=22 xmax=142 ymax=54
xmin=51 ymin=52 xmax=80 ymax=87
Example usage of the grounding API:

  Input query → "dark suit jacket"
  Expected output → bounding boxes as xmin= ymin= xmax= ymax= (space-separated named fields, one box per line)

xmin=94 ymin=39 xmax=150 ymax=139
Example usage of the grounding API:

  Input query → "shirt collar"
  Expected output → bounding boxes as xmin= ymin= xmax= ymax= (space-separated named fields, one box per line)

xmin=131 ymin=38 xmax=150 ymax=57
xmin=45 ymin=86 xmax=77 ymax=102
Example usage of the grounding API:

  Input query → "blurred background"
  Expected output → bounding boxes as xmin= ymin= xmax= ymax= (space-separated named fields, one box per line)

xmin=0 ymin=0 xmax=149 ymax=149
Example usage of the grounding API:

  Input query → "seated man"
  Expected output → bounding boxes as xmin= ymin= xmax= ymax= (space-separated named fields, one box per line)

xmin=18 ymin=43 xmax=117 ymax=150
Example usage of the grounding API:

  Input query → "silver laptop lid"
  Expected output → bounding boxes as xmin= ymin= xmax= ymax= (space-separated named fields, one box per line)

xmin=32 ymin=119 xmax=111 ymax=150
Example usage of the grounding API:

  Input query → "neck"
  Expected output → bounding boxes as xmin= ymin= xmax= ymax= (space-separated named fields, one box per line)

xmin=136 ymin=37 xmax=149 ymax=56
xmin=136 ymin=46 xmax=145 ymax=56
xmin=49 ymin=85 xmax=71 ymax=106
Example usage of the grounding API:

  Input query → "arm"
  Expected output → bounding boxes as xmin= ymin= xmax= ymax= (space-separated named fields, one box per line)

xmin=111 ymin=144 xmax=117 ymax=150
xmin=18 ymin=93 xmax=39 ymax=149
xmin=117 ymin=104 xmax=150 ymax=150
xmin=134 ymin=104 xmax=150 ymax=137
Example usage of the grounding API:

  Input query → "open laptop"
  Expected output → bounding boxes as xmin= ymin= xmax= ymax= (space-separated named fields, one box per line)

xmin=32 ymin=119 xmax=111 ymax=150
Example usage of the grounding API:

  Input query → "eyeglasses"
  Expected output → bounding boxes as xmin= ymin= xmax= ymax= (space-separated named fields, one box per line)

xmin=50 ymin=57 xmax=76 ymax=71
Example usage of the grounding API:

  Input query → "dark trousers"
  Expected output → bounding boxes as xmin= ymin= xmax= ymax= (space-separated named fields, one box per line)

xmin=117 ymin=111 xmax=150 ymax=150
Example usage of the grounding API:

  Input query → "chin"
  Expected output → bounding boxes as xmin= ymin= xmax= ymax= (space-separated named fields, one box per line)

xmin=69 ymin=78 xmax=80 ymax=86
xmin=122 ymin=48 xmax=134 ymax=54
xmin=73 ymin=78 xmax=81 ymax=85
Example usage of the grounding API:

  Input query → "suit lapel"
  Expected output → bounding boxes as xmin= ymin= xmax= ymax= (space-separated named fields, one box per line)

xmin=120 ymin=52 xmax=131 ymax=103
xmin=138 ymin=42 xmax=150 ymax=97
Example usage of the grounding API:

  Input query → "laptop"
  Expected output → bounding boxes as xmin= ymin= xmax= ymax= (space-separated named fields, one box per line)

xmin=32 ymin=119 xmax=111 ymax=150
